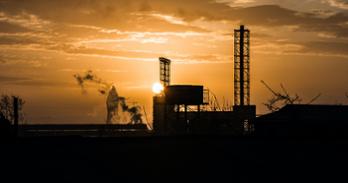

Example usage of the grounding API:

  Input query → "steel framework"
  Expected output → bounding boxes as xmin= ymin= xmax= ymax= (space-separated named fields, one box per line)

xmin=234 ymin=25 xmax=250 ymax=106
xmin=159 ymin=57 xmax=171 ymax=87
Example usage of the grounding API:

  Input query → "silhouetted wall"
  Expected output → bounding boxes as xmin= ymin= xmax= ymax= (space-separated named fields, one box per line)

xmin=255 ymin=104 xmax=348 ymax=136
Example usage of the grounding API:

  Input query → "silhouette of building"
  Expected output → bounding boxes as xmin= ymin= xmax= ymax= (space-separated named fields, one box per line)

xmin=153 ymin=84 xmax=256 ymax=135
xmin=255 ymin=104 xmax=348 ymax=136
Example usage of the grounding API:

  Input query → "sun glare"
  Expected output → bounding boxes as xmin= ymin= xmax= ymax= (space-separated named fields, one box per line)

xmin=152 ymin=82 xmax=164 ymax=94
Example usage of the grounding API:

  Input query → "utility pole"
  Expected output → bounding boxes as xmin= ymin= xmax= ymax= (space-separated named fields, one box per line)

xmin=13 ymin=96 xmax=19 ymax=137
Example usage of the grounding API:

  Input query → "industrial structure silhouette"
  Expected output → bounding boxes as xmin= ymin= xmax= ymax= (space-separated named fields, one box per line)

xmin=2 ymin=25 xmax=348 ymax=183
xmin=153 ymin=25 xmax=255 ymax=135
xmin=1 ymin=25 xmax=348 ymax=137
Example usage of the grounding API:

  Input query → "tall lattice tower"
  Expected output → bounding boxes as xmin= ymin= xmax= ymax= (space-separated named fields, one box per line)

xmin=234 ymin=25 xmax=250 ymax=106
xmin=159 ymin=57 xmax=171 ymax=87
xmin=153 ymin=57 xmax=171 ymax=134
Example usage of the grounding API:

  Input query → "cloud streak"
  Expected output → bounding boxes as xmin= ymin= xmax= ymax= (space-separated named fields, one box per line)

xmin=327 ymin=0 xmax=348 ymax=10
xmin=0 ymin=0 xmax=348 ymax=62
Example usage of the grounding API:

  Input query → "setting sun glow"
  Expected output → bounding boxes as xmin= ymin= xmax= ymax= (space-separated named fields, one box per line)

xmin=152 ymin=82 xmax=164 ymax=94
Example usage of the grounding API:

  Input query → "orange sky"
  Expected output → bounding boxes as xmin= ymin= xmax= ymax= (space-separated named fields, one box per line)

xmin=1 ymin=0 xmax=348 ymax=123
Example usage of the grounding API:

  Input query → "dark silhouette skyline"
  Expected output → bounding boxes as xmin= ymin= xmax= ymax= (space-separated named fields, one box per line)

xmin=0 ymin=2 xmax=348 ymax=181
xmin=0 ymin=0 xmax=348 ymax=123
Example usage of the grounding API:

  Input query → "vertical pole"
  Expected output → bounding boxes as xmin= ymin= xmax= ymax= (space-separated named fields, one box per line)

xmin=184 ymin=105 xmax=188 ymax=133
xmin=13 ymin=96 xmax=19 ymax=137
xmin=176 ymin=105 xmax=180 ymax=121
xmin=239 ymin=25 xmax=245 ymax=106
xmin=197 ymin=105 xmax=200 ymax=118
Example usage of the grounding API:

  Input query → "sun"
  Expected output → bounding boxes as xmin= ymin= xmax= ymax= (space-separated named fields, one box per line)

xmin=152 ymin=82 xmax=164 ymax=94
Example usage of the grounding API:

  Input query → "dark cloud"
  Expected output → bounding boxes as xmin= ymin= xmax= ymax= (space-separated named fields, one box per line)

xmin=0 ymin=0 xmax=348 ymax=58
xmin=48 ymin=44 xmax=158 ymax=59
xmin=0 ymin=75 xmax=73 ymax=87
xmin=0 ymin=0 xmax=347 ymax=37
xmin=0 ymin=34 xmax=42 ymax=45
xmin=303 ymin=41 xmax=348 ymax=56
xmin=0 ymin=0 xmax=146 ymax=29
xmin=49 ymin=44 xmax=232 ymax=63
xmin=139 ymin=0 xmax=152 ymax=11
xmin=173 ymin=54 xmax=232 ymax=63
xmin=254 ymin=40 xmax=348 ymax=57
xmin=0 ymin=75 xmax=29 ymax=83
xmin=297 ymin=12 xmax=348 ymax=38
xmin=12 ymin=80 xmax=73 ymax=87
xmin=0 ymin=1 xmax=307 ymax=26
xmin=0 ymin=56 xmax=5 ymax=63
xmin=188 ymin=4 xmax=348 ymax=38
xmin=0 ymin=21 xmax=30 ymax=33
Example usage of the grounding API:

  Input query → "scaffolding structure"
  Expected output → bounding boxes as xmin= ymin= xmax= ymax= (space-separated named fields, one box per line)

xmin=159 ymin=57 xmax=171 ymax=87
xmin=234 ymin=25 xmax=250 ymax=106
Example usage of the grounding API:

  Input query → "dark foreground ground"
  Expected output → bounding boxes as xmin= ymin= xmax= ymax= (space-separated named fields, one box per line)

xmin=1 ymin=135 xmax=348 ymax=182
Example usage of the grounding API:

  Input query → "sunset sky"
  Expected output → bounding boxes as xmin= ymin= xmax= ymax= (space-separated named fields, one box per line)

xmin=1 ymin=0 xmax=348 ymax=124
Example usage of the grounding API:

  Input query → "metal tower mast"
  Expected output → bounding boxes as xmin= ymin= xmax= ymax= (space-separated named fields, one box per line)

xmin=159 ymin=57 xmax=171 ymax=87
xmin=234 ymin=25 xmax=250 ymax=106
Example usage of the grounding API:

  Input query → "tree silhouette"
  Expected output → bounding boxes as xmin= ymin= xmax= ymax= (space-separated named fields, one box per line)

xmin=0 ymin=94 xmax=25 ymax=124
xmin=261 ymin=80 xmax=321 ymax=112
